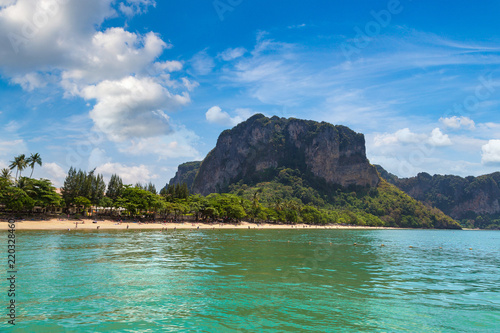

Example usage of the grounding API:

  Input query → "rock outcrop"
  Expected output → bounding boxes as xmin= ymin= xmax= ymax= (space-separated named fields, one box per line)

xmin=171 ymin=114 xmax=379 ymax=195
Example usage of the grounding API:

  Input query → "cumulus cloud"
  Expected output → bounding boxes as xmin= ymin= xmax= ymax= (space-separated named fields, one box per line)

xmin=94 ymin=162 xmax=158 ymax=185
xmin=206 ymin=106 xmax=253 ymax=126
xmin=374 ymin=128 xmax=427 ymax=146
xmin=374 ymin=127 xmax=452 ymax=147
xmin=80 ymin=76 xmax=190 ymax=142
xmin=428 ymin=128 xmax=452 ymax=146
xmin=0 ymin=0 xmax=195 ymax=145
xmin=481 ymin=140 xmax=500 ymax=164
xmin=62 ymin=28 xmax=167 ymax=85
xmin=218 ymin=47 xmax=246 ymax=61
xmin=0 ymin=0 xmax=116 ymax=69
xmin=439 ymin=116 xmax=475 ymax=130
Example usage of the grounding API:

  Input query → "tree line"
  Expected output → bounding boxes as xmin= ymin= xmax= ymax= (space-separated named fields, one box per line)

xmin=0 ymin=159 xmax=382 ymax=225
xmin=0 ymin=158 xmax=461 ymax=228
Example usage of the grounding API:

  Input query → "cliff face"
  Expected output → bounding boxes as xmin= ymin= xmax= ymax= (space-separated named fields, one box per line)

xmin=189 ymin=114 xmax=379 ymax=195
xmin=168 ymin=161 xmax=201 ymax=189
xmin=375 ymin=165 xmax=500 ymax=221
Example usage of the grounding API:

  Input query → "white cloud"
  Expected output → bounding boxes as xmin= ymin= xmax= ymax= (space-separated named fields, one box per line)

xmin=154 ymin=60 xmax=182 ymax=73
xmin=206 ymin=106 xmax=253 ymax=126
xmin=62 ymin=27 xmax=167 ymax=85
xmin=11 ymin=72 xmax=46 ymax=91
xmin=374 ymin=128 xmax=427 ymax=146
xmin=0 ymin=0 xmax=16 ymax=7
xmin=181 ymin=77 xmax=199 ymax=91
xmin=218 ymin=47 xmax=246 ymax=61
xmin=0 ymin=1 xmax=195 ymax=147
xmin=481 ymin=140 xmax=500 ymax=164
xmin=439 ymin=116 xmax=475 ymax=130
xmin=428 ymin=128 xmax=452 ymax=146
xmin=0 ymin=139 xmax=26 ymax=156
xmin=190 ymin=49 xmax=215 ymax=75
xmin=0 ymin=0 xmax=116 ymax=70
xmin=80 ymin=76 xmax=190 ymax=142
xmin=41 ymin=162 xmax=66 ymax=187
xmin=374 ymin=127 xmax=452 ymax=147
xmin=119 ymin=0 xmax=156 ymax=17
xmin=94 ymin=162 xmax=158 ymax=185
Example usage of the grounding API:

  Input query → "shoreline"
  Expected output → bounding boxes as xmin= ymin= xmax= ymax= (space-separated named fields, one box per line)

xmin=0 ymin=218 xmax=399 ymax=231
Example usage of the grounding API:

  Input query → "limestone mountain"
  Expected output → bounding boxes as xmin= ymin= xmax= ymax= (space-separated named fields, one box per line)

xmin=170 ymin=114 xmax=379 ymax=195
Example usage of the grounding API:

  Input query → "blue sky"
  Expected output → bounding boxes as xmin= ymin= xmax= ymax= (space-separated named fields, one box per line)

xmin=1 ymin=0 xmax=500 ymax=188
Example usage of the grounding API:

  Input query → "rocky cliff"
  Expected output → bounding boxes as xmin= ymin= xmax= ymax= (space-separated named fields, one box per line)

xmin=375 ymin=165 xmax=500 ymax=228
xmin=172 ymin=114 xmax=379 ymax=195
xmin=168 ymin=161 xmax=201 ymax=189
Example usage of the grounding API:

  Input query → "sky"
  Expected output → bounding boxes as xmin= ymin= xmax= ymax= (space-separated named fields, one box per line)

xmin=1 ymin=0 xmax=500 ymax=189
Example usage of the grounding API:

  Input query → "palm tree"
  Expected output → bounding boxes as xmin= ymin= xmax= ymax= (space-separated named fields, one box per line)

xmin=26 ymin=153 xmax=42 ymax=178
xmin=9 ymin=154 xmax=27 ymax=181
xmin=1 ymin=168 xmax=12 ymax=182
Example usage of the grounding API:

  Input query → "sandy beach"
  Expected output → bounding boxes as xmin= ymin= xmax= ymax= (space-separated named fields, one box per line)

xmin=0 ymin=219 xmax=396 ymax=231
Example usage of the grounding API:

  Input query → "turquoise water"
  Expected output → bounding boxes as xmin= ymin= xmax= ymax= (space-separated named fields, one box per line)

xmin=1 ymin=229 xmax=499 ymax=332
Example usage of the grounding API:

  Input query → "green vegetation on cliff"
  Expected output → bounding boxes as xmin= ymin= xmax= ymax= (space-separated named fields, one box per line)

xmin=376 ymin=165 xmax=500 ymax=229
xmin=225 ymin=167 xmax=460 ymax=228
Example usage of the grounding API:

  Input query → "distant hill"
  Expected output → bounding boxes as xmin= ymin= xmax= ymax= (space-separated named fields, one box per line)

xmin=375 ymin=165 xmax=500 ymax=229
xmin=167 ymin=115 xmax=460 ymax=229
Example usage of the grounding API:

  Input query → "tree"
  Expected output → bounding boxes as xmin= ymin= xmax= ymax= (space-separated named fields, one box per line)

xmin=159 ymin=186 xmax=168 ymax=196
xmin=90 ymin=173 xmax=106 ymax=206
xmin=188 ymin=194 xmax=208 ymax=221
xmin=26 ymin=153 xmax=42 ymax=178
xmin=249 ymin=188 xmax=264 ymax=222
xmin=61 ymin=167 xmax=106 ymax=211
xmin=119 ymin=186 xmax=156 ymax=216
xmin=106 ymin=174 xmax=123 ymax=201
xmin=25 ymin=178 xmax=61 ymax=210
xmin=61 ymin=167 xmax=77 ymax=205
xmin=2 ymin=186 xmax=34 ymax=212
xmin=9 ymin=154 xmax=27 ymax=181
xmin=179 ymin=183 xmax=189 ymax=199
xmin=0 ymin=168 xmax=13 ymax=184
xmin=74 ymin=196 xmax=92 ymax=215
xmin=146 ymin=182 xmax=157 ymax=195
xmin=99 ymin=197 xmax=114 ymax=214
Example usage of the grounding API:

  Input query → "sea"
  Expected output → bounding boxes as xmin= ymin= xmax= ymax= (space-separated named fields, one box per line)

xmin=1 ymin=229 xmax=499 ymax=332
